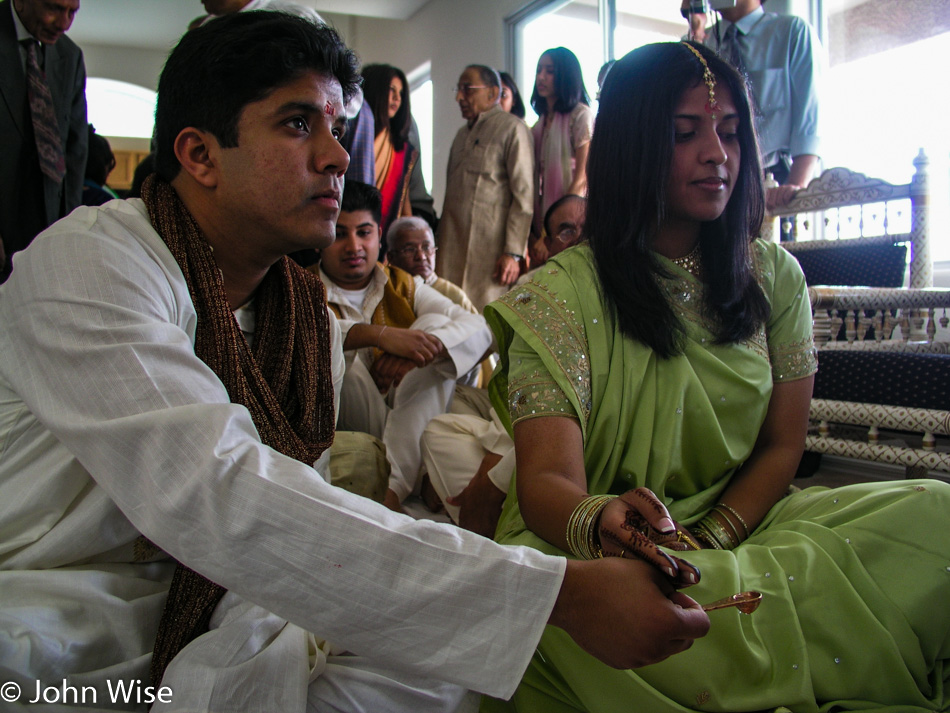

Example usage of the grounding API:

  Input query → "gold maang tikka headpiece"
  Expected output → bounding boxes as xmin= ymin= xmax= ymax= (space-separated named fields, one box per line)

xmin=682 ymin=42 xmax=719 ymax=120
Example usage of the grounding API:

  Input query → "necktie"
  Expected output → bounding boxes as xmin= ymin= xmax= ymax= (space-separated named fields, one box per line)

xmin=22 ymin=40 xmax=66 ymax=183
xmin=722 ymin=24 xmax=746 ymax=75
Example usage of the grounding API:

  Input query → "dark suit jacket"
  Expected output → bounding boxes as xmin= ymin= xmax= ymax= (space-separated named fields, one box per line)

xmin=0 ymin=0 xmax=87 ymax=266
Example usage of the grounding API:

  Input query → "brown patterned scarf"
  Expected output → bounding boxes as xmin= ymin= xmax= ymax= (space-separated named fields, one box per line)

xmin=140 ymin=175 xmax=336 ymax=686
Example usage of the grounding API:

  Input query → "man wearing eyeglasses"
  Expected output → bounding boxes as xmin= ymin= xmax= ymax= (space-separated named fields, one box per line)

xmin=435 ymin=64 xmax=534 ymax=311
xmin=387 ymin=216 xmax=476 ymax=314
xmin=421 ymin=196 xmax=587 ymax=537
xmin=515 ymin=194 xmax=587 ymax=286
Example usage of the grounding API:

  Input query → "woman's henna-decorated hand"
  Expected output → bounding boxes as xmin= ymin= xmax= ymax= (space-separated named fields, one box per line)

xmin=598 ymin=488 xmax=701 ymax=589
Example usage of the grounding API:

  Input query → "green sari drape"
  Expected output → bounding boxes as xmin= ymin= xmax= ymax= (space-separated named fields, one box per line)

xmin=483 ymin=242 xmax=950 ymax=713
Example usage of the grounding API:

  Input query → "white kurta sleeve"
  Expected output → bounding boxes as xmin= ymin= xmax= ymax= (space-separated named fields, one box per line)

xmin=412 ymin=277 xmax=493 ymax=378
xmin=327 ymin=308 xmax=345 ymax=419
xmin=0 ymin=202 xmax=564 ymax=699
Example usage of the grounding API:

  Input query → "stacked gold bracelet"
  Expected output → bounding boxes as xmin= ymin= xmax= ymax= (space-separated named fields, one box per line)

xmin=715 ymin=502 xmax=750 ymax=539
xmin=692 ymin=519 xmax=726 ymax=549
xmin=693 ymin=503 xmax=750 ymax=551
xmin=566 ymin=495 xmax=615 ymax=560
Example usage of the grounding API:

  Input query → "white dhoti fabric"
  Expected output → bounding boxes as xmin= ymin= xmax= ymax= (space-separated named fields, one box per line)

xmin=338 ymin=314 xmax=461 ymax=500
xmin=421 ymin=387 xmax=515 ymax=524
xmin=156 ymin=593 xmax=468 ymax=713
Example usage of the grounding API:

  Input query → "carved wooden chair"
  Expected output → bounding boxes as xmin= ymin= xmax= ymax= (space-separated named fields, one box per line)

xmin=764 ymin=149 xmax=932 ymax=289
xmin=764 ymin=152 xmax=950 ymax=477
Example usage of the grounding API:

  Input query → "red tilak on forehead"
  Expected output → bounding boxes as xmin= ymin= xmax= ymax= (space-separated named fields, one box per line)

xmin=324 ymin=101 xmax=336 ymax=117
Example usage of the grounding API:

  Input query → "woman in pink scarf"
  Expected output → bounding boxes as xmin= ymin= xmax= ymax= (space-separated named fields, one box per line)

xmin=528 ymin=47 xmax=594 ymax=264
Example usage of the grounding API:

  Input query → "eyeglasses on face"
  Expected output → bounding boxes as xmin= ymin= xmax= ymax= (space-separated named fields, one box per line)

xmin=454 ymin=84 xmax=488 ymax=97
xmin=552 ymin=226 xmax=580 ymax=244
xmin=390 ymin=243 xmax=438 ymax=257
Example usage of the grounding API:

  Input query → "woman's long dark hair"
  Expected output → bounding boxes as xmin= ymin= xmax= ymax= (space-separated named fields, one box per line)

xmin=530 ymin=47 xmax=590 ymax=117
xmin=361 ymin=63 xmax=411 ymax=152
xmin=499 ymin=70 xmax=526 ymax=119
xmin=586 ymin=42 xmax=769 ymax=358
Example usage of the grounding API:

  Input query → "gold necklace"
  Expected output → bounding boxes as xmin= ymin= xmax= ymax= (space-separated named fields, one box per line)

xmin=670 ymin=243 xmax=702 ymax=278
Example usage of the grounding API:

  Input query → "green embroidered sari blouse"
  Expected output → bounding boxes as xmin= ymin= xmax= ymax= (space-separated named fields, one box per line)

xmin=486 ymin=239 xmax=816 ymax=528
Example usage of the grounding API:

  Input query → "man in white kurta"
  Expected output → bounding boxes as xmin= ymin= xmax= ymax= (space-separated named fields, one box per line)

xmin=435 ymin=65 xmax=534 ymax=311
xmin=0 ymin=200 xmax=559 ymax=712
xmin=0 ymin=15 xmax=711 ymax=712
xmin=317 ymin=182 xmax=492 ymax=509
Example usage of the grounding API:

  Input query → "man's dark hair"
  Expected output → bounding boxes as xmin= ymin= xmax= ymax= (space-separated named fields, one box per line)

xmin=361 ymin=63 xmax=412 ymax=152
xmin=530 ymin=47 xmax=590 ymax=116
xmin=543 ymin=194 xmax=586 ymax=238
xmin=85 ymin=125 xmax=115 ymax=186
xmin=340 ymin=181 xmax=382 ymax=225
xmin=586 ymin=41 xmax=768 ymax=357
xmin=154 ymin=12 xmax=360 ymax=181
xmin=466 ymin=64 xmax=500 ymax=91
xmin=128 ymin=153 xmax=156 ymax=199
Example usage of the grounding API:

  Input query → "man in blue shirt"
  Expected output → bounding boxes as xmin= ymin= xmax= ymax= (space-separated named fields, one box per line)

xmin=694 ymin=0 xmax=823 ymax=208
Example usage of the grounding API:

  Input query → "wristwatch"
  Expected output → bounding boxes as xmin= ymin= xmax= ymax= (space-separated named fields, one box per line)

xmin=682 ymin=0 xmax=708 ymax=17
xmin=505 ymin=252 xmax=523 ymax=261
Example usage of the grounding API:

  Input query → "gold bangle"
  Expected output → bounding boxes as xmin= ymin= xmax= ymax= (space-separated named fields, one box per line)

xmin=712 ymin=508 xmax=742 ymax=544
xmin=566 ymin=495 xmax=615 ymax=559
xmin=696 ymin=515 xmax=735 ymax=550
xmin=700 ymin=513 xmax=737 ymax=550
xmin=715 ymin=502 xmax=750 ymax=538
xmin=377 ymin=325 xmax=388 ymax=348
xmin=692 ymin=521 xmax=723 ymax=550
xmin=709 ymin=515 xmax=737 ymax=549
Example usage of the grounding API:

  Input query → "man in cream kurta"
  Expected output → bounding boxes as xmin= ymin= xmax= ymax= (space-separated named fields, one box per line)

xmin=0 ymin=16 xmax=711 ymax=712
xmin=435 ymin=65 xmax=534 ymax=311
xmin=0 ymin=17 xmax=557 ymax=713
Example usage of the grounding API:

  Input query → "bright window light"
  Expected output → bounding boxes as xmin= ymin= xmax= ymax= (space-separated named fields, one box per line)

xmin=823 ymin=32 xmax=949 ymax=260
xmin=86 ymin=78 xmax=156 ymax=139
xmin=409 ymin=78 xmax=433 ymax=192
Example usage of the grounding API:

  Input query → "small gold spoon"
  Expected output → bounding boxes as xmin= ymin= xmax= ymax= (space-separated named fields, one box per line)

xmin=701 ymin=591 xmax=763 ymax=614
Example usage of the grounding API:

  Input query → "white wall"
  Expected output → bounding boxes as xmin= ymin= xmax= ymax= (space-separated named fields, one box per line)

xmin=82 ymin=43 xmax=170 ymax=93
xmin=81 ymin=10 xmax=354 ymax=93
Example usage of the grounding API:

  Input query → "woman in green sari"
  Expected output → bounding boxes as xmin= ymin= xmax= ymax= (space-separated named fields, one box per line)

xmin=484 ymin=41 xmax=950 ymax=713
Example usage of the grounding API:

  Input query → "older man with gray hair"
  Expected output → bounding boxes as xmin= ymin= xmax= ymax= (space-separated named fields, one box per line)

xmin=436 ymin=64 xmax=534 ymax=311
xmin=387 ymin=216 xmax=476 ymax=314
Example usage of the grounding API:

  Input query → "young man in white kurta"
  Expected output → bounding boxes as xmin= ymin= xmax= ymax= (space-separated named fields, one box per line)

xmin=321 ymin=262 xmax=490 ymax=502
xmin=0 ymin=14 xmax=711 ymax=713
xmin=317 ymin=185 xmax=491 ymax=508
xmin=0 ymin=200 xmax=557 ymax=712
